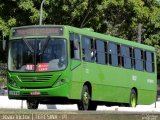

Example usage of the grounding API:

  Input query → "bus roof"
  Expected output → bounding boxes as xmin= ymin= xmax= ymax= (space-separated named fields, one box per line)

xmin=11 ymin=25 xmax=155 ymax=51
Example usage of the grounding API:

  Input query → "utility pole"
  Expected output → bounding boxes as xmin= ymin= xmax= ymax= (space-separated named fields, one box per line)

xmin=39 ymin=0 xmax=45 ymax=25
xmin=137 ymin=23 xmax=142 ymax=43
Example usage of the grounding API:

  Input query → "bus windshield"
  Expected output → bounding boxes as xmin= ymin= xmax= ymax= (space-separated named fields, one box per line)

xmin=8 ymin=38 xmax=67 ymax=72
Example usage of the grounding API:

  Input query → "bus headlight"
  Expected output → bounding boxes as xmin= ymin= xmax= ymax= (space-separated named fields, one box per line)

xmin=54 ymin=79 xmax=65 ymax=87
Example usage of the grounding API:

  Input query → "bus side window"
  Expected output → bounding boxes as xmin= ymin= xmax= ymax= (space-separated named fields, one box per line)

xmin=146 ymin=51 xmax=154 ymax=72
xmin=82 ymin=36 xmax=94 ymax=62
xmin=108 ymin=42 xmax=118 ymax=66
xmin=152 ymin=53 xmax=155 ymax=72
xmin=134 ymin=48 xmax=143 ymax=71
xmin=121 ymin=45 xmax=132 ymax=69
xmin=95 ymin=39 xmax=106 ymax=64
xmin=70 ymin=33 xmax=80 ymax=60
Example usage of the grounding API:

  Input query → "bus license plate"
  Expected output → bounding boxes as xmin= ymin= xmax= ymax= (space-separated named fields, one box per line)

xmin=30 ymin=91 xmax=41 ymax=95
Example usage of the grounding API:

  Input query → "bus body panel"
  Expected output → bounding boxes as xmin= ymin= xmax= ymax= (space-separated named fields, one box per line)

xmin=69 ymin=60 xmax=83 ymax=99
xmin=80 ymin=61 xmax=156 ymax=104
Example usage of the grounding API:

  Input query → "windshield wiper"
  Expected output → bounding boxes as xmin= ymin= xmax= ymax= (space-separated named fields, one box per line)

xmin=23 ymin=38 xmax=34 ymax=54
xmin=39 ymin=36 xmax=51 ymax=55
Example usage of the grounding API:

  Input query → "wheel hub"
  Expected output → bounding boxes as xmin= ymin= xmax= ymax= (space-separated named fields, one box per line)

xmin=131 ymin=95 xmax=136 ymax=107
xmin=83 ymin=92 xmax=89 ymax=105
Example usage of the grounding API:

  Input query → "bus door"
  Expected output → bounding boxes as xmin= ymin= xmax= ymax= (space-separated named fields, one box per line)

xmin=70 ymin=33 xmax=82 ymax=98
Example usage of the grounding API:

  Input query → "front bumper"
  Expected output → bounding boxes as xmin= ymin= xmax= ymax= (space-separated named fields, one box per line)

xmin=8 ymin=82 xmax=69 ymax=100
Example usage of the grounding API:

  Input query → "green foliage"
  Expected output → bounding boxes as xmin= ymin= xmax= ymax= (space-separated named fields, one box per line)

xmin=0 ymin=0 xmax=160 ymax=72
xmin=0 ymin=0 xmax=159 ymax=40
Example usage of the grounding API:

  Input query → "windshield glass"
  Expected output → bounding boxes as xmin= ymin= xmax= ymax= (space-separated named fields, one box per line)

xmin=8 ymin=38 xmax=67 ymax=72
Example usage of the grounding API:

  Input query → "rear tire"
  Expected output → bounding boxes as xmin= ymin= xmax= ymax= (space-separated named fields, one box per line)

xmin=27 ymin=100 xmax=39 ymax=109
xmin=129 ymin=89 xmax=137 ymax=107
xmin=77 ymin=85 xmax=97 ymax=110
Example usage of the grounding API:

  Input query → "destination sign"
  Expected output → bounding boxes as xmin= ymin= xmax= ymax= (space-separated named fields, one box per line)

xmin=12 ymin=26 xmax=63 ymax=37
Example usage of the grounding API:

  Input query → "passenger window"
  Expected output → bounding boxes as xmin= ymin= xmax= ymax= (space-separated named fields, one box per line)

xmin=70 ymin=33 xmax=80 ymax=60
xmin=82 ymin=36 xmax=94 ymax=62
xmin=95 ymin=40 xmax=106 ymax=64
xmin=134 ymin=48 xmax=143 ymax=71
xmin=108 ymin=42 xmax=118 ymax=66
xmin=146 ymin=51 xmax=154 ymax=72
xmin=121 ymin=45 xmax=132 ymax=69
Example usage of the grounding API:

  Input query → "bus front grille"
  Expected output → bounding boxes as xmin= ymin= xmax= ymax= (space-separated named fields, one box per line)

xmin=18 ymin=75 xmax=53 ymax=82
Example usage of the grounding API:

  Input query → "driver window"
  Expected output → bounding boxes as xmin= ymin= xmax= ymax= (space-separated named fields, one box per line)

xmin=70 ymin=33 xmax=80 ymax=60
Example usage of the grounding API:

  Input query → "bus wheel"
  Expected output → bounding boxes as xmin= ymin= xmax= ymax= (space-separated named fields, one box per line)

xmin=129 ymin=89 xmax=137 ymax=107
xmin=77 ymin=85 xmax=97 ymax=110
xmin=27 ymin=100 xmax=39 ymax=109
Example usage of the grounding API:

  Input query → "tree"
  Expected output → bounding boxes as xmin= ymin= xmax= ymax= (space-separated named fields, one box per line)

xmin=0 ymin=0 xmax=160 ymax=65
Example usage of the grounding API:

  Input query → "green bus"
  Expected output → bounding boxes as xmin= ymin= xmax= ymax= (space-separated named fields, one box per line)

xmin=7 ymin=25 xmax=157 ymax=110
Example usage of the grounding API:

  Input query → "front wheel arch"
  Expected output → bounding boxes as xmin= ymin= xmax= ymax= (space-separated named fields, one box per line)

xmin=77 ymin=84 xmax=97 ymax=110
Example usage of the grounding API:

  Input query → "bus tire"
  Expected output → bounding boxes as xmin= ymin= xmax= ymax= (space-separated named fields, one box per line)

xmin=129 ymin=89 xmax=137 ymax=107
xmin=77 ymin=85 xmax=97 ymax=110
xmin=27 ymin=100 xmax=39 ymax=109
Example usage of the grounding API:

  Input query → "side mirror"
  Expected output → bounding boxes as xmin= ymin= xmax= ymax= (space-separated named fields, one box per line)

xmin=2 ymin=40 xmax=6 ymax=51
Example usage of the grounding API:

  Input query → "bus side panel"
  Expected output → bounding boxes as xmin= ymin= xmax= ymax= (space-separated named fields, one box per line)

xmin=92 ymin=84 xmax=130 ymax=103
xmin=69 ymin=60 xmax=83 ymax=99
xmin=90 ymin=64 xmax=131 ymax=103
xmin=85 ymin=63 xmax=157 ymax=105
xmin=135 ymin=72 xmax=157 ymax=105
xmin=138 ymin=90 xmax=157 ymax=105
